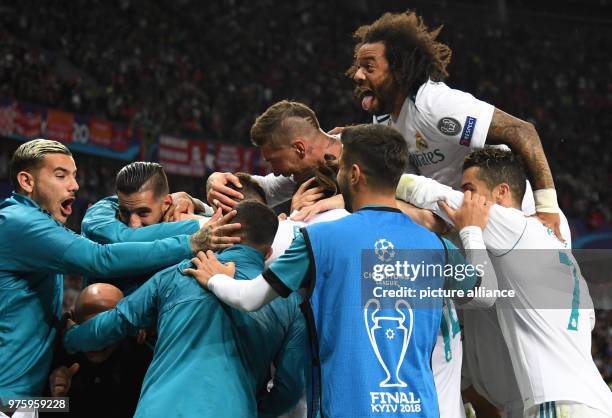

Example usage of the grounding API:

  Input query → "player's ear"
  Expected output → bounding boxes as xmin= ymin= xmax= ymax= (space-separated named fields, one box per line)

xmin=350 ymin=163 xmax=361 ymax=185
xmin=162 ymin=194 xmax=173 ymax=209
xmin=493 ymin=183 xmax=511 ymax=204
xmin=16 ymin=170 xmax=35 ymax=194
xmin=292 ymin=139 xmax=307 ymax=159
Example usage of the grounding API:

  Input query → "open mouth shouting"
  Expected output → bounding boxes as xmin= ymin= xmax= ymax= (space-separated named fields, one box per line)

xmin=355 ymin=87 xmax=378 ymax=113
xmin=60 ymin=196 xmax=75 ymax=218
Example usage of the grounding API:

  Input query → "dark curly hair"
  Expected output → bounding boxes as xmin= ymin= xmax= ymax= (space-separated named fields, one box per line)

xmin=347 ymin=11 xmax=452 ymax=98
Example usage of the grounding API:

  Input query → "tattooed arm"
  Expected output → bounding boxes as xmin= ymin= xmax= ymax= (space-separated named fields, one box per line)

xmin=189 ymin=209 xmax=242 ymax=252
xmin=486 ymin=108 xmax=564 ymax=241
xmin=485 ymin=108 xmax=554 ymax=191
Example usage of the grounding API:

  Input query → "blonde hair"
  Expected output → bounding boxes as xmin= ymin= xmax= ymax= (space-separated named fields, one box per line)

xmin=10 ymin=139 xmax=71 ymax=188
xmin=250 ymin=100 xmax=320 ymax=148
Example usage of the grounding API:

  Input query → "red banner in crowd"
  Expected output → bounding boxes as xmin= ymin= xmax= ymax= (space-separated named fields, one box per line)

xmin=0 ymin=98 xmax=266 ymax=174
xmin=46 ymin=109 xmax=74 ymax=142
xmin=0 ymin=98 xmax=140 ymax=159
xmin=158 ymin=135 xmax=264 ymax=178
xmin=15 ymin=102 xmax=43 ymax=139
xmin=89 ymin=119 xmax=113 ymax=147
xmin=158 ymin=135 xmax=209 ymax=177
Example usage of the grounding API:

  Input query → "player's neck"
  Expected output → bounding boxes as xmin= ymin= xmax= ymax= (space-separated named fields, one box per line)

xmin=351 ymin=190 xmax=398 ymax=212
xmin=390 ymin=94 xmax=407 ymax=122
xmin=317 ymin=131 xmax=342 ymax=159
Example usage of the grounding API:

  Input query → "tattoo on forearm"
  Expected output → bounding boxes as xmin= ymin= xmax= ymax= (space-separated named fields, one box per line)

xmin=486 ymin=109 xmax=555 ymax=190
xmin=192 ymin=226 xmax=212 ymax=251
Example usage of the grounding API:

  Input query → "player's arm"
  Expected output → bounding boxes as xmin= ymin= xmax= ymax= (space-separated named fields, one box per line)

xmin=186 ymin=233 xmax=312 ymax=311
xmin=207 ymin=172 xmax=296 ymax=211
xmin=64 ymin=274 xmax=160 ymax=353
xmin=396 ymin=174 xmax=526 ymax=250
xmin=259 ymin=307 xmax=306 ymax=417
xmin=442 ymin=212 xmax=498 ymax=308
xmin=7 ymin=209 xmax=240 ymax=278
xmin=485 ymin=108 xmax=561 ymax=238
xmin=81 ymin=196 xmax=201 ymax=244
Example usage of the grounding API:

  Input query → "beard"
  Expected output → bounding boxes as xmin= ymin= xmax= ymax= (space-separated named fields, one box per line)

xmin=354 ymin=73 xmax=399 ymax=116
xmin=338 ymin=173 xmax=354 ymax=213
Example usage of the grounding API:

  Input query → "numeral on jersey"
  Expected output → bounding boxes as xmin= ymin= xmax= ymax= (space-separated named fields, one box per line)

xmin=559 ymin=251 xmax=580 ymax=331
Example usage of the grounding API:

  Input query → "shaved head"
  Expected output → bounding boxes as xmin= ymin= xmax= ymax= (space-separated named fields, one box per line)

xmin=75 ymin=283 xmax=124 ymax=323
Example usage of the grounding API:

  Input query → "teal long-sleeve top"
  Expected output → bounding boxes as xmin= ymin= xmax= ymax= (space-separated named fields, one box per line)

xmin=64 ymin=244 xmax=306 ymax=418
xmin=216 ymin=245 xmax=306 ymax=418
xmin=81 ymin=195 xmax=201 ymax=294
xmin=0 ymin=192 xmax=194 ymax=399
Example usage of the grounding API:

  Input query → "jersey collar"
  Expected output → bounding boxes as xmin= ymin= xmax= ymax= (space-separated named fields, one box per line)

xmin=356 ymin=204 xmax=402 ymax=214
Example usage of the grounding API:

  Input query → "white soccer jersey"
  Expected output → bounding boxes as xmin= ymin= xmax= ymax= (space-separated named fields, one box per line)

xmin=405 ymin=176 xmax=612 ymax=415
xmin=373 ymin=80 xmax=495 ymax=190
xmin=252 ymin=173 xmax=297 ymax=208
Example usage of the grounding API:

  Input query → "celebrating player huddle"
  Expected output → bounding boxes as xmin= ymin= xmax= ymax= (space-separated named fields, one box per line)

xmin=1 ymin=9 xmax=610 ymax=418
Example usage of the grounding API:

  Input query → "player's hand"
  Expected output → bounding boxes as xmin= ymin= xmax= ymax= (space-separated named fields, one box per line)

xmin=536 ymin=212 xmax=564 ymax=243
xmin=206 ymin=172 xmax=244 ymax=213
xmin=163 ymin=192 xmax=196 ymax=222
xmin=291 ymin=194 xmax=345 ymax=222
xmin=291 ymin=177 xmax=325 ymax=212
xmin=189 ymin=208 xmax=241 ymax=252
xmin=49 ymin=363 xmax=79 ymax=397
xmin=439 ymin=191 xmax=491 ymax=230
xmin=327 ymin=126 xmax=346 ymax=135
xmin=185 ymin=250 xmax=236 ymax=289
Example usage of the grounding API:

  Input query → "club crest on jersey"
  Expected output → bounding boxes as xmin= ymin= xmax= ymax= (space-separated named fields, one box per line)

xmin=415 ymin=130 xmax=429 ymax=151
xmin=437 ymin=117 xmax=462 ymax=136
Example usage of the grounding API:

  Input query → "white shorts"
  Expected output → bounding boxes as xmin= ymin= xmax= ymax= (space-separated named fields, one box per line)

xmin=526 ymin=401 xmax=612 ymax=418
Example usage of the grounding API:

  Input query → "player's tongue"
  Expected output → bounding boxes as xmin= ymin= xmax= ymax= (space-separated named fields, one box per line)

xmin=361 ymin=94 xmax=375 ymax=111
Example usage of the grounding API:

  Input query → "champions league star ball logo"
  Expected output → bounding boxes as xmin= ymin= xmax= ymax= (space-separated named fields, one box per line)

xmin=374 ymin=239 xmax=396 ymax=262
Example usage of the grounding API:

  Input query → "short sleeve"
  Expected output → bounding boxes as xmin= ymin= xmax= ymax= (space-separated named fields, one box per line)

xmin=264 ymin=233 xmax=311 ymax=297
xmin=415 ymin=81 xmax=494 ymax=150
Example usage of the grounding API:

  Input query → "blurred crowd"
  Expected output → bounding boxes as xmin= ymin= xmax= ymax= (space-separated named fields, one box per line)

xmin=0 ymin=0 xmax=610 ymax=383
xmin=1 ymin=0 xmax=610 ymax=224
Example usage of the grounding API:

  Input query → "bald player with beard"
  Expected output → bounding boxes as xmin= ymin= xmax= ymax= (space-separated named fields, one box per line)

xmin=48 ymin=284 xmax=151 ymax=417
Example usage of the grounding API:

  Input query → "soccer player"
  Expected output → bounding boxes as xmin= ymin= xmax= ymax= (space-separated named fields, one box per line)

xmin=347 ymin=11 xmax=562 ymax=240
xmin=64 ymin=200 xmax=306 ymax=418
xmin=186 ymin=124 xmax=495 ymax=418
xmin=206 ymin=100 xmax=342 ymax=212
xmin=397 ymin=149 xmax=612 ymax=417
xmin=82 ymin=161 xmax=213 ymax=244
xmin=0 ymin=139 xmax=239 ymax=400
xmin=82 ymin=161 xmax=214 ymax=294
xmin=48 ymin=283 xmax=151 ymax=417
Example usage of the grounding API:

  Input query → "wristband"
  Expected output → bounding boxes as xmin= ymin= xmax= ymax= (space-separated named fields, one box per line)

xmin=533 ymin=188 xmax=560 ymax=213
xmin=459 ymin=226 xmax=486 ymax=250
xmin=396 ymin=174 xmax=419 ymax=201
